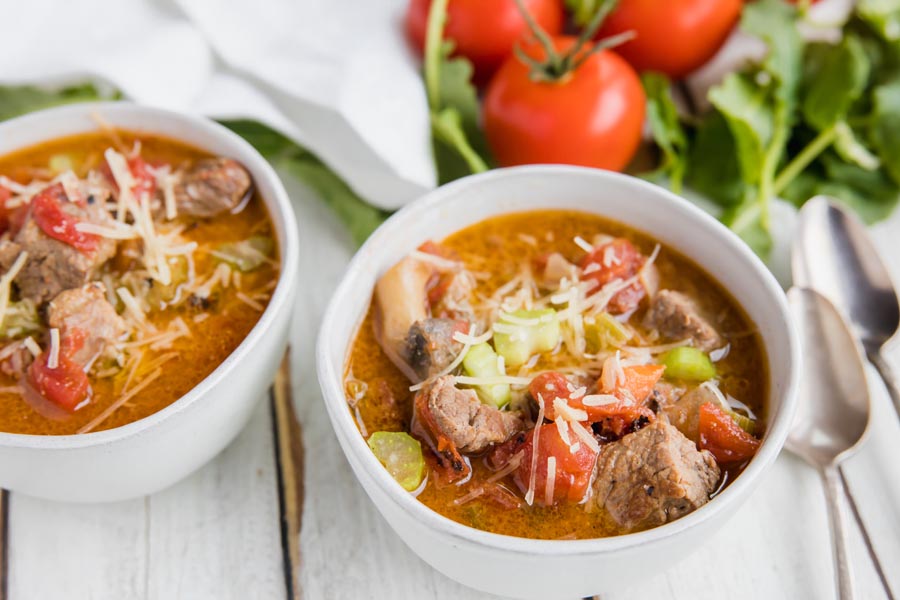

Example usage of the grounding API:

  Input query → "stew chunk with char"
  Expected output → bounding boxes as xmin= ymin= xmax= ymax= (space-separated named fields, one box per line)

xmin=345 ymin=211 xmax=766 ymax=540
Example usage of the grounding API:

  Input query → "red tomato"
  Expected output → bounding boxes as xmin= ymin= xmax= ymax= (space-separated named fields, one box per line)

xmin=31 ymin=183 xmax=99 ymax=253
xmin=101 ymin=155 xmax=157 ymax=200
xmin=26 ymin=330 xmax=91 ymax=413
xmin=532 ymin=370 xmax=656 ymax=436
xmin=597 ymin=0 xmax=742 ymax=79
xmin=513 ymin=424 xmax=598 ymax=505
xmin=613 ymin=364 xmax=665 ymax=403
xmin=698 ymin=402 xmax=760 ymax=464
xmin=405 ymin=0 xmax=564 ymax=85
xmin=580 ymin=238 xmax=646 ymax=314
xmin=483 ymin=36 xmax=645 ymax=171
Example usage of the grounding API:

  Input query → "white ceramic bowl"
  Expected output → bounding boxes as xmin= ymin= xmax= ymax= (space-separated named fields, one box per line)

xmin=0 ymin=102 xmax=299 ymax=502
xmin=317 ymin=166 xmax=799 ymax=599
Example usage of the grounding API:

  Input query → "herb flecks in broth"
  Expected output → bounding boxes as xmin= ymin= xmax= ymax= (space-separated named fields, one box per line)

xmin=345 ymin=210 xmax=767 ymax=540
xmin=0 ymin=130 xmax=279 ymax=435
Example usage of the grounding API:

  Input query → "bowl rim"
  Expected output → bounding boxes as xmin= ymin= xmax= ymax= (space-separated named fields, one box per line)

xmin=0 ymin=101 xmax=300 ymax=449
xmin=317 ymin=164 xmax=800 ymax=556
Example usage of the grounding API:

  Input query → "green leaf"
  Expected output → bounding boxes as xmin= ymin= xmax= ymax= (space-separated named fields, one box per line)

xmin=641 ymin=72 xmax=688 ymax=193
xmin=708 ymin=73 xmax=775 ymax=185
xmin=685 ymin=112 xmax=746 ymax=207
xmin=721 ymin=200 xmax=773 ymax=257
xmin=820 ymin=153 xmax=900 ymax=223
xmin=0 ymin=83 xmax=115 ymax=121
xmin=801 ymin=36 xmax=871 ymax=130
xmin=870 ymin=78 xmax=900 ymax=185
xmin=857 ymin=0 xmax=900 ymax=42
xmin=741 ymin=0 xmax=805 ymax=106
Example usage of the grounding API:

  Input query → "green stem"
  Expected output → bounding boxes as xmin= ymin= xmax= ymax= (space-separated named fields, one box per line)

xmin=755 ymin=106 xmax=792 ymax=230
xmin=424 ymin=0 xmax=449 ymax=111
xmin=772 ymin=123 xmax=838 ymax=195
xmin=431 ymin=112 xmax=489 ymax=174
xmin=513 ymin=0 xmax=563 ymax=72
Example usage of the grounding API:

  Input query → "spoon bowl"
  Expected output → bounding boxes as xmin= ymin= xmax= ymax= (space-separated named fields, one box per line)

xmin=787 ymin=287 xmax=870 ymax=465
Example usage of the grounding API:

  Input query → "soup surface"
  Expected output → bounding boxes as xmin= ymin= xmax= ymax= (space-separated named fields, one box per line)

xmin=345 ymin=210 xmax=766 ymax=540
xmin=0 ymin=129 xmax=279 ymax=434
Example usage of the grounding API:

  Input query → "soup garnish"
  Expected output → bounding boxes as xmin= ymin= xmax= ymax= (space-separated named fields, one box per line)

xmin=0 ymin=129 xmax=279 ymax=435
xmin=345 ymin=211 xmax=766 ymax=539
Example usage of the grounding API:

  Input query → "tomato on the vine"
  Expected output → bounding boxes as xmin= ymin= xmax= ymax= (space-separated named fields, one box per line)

xmin=597 ymin=0 xmax=742 ymax=79
xmin=482 ymin=36 xmax=645 ymax=171
xmin=405 ymin=0 xmax=564 ymax=85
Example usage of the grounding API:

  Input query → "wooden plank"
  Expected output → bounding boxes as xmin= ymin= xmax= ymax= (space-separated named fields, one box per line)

xmin=271 ymin=351 xmax=305 ymax=600
xmin=144 ymin=398 xmax=286 ymax=600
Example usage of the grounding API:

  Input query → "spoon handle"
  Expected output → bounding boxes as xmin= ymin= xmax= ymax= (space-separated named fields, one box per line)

xmin=822 ymin=464 xmax=855 ymax=600
xmin=870 ymin=350 xmax=900 ymax=422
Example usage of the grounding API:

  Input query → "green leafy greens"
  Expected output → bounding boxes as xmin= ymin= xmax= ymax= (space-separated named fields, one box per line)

xmin=644 ymin=0 xmax=900 ymax=257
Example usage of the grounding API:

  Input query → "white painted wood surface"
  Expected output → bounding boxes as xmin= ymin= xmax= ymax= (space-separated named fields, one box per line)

xmin=3 ymin=172 xmax=899 ymax=600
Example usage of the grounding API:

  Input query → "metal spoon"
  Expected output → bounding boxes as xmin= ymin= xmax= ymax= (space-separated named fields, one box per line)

xmin=793 ymin=196 xmax=900 ymax=421
xmin=787 ymin=287 xmax=870 ymax=600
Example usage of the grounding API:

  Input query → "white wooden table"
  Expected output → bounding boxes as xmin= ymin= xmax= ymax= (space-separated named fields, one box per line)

xmin=3 ymin=171 xmax=899 ymax=600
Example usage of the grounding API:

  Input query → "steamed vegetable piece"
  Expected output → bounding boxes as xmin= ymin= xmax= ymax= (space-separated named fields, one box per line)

xmin=367 ymin=431 xmax=426 ymax=491
xmin=661 ymin=347 xmax=716 ymax=381
xmin=492 ymin=308 xmax=560 ymax=366
xmin=214 ymin=236 xmax=274 ymax=272
xmin=698 ymin=402 xmax=760 ymax=464
xmin=584 ymin=312 xmax=632 ymax=352
xmin=462 ymin=342 xmax=511 ymax=408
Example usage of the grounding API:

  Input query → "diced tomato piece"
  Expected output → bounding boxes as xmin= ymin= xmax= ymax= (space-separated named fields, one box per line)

xmin=699 ymin=402 xmax=760 ymax=464
xmin=26 ymin=330 xmax=90 ymax=413
xmin=529 ymin=372 xmax=572 ymax=420
xmin=128 ymin=156 xmax=156 ymax=199
xmin=580 ymin=238 xmax=646 ymax=314
xmin=616 ymin=364 xmax=666 ymax=403
xmin=31 ymin=183 xmax=99 ymax=253
xmin=419 ymin=241 xmax=460 ymax=307
xmin=514 ymin=424 xmax=598 ymax=506
xmin=585 ymin=401 xmax=655 ymax=438
xmin=101 ymin=155 xmax=157 ymax=200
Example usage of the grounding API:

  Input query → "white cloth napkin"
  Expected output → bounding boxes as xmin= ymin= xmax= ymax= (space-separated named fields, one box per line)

xmin=0 ymin=0 xmax=435 ymax=210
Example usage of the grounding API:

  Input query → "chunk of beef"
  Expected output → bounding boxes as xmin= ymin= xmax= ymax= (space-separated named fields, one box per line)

xmin=643 ymin=289 xmax=723 ymax=352
xmin=0 ymin=188 xmax=117 ymax=303
xmin=47 ymin=282 xmax=127 ymax=366
xmin=406 ymin=318 xmax=466 ymax=380
xmin=591 ymin=421 xmax=720 ymax=530
xmin=647 ymin=381 xmax=685 ymax=412
xmin=174 ymin=158 xmax=252 ymax=218
xmin=662 ymin=384 xmax=719 ymax=444
xmin=418 ymin=375 xmax=523 ymax=454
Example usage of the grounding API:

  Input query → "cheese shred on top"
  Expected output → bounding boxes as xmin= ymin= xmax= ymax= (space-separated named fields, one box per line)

xmin=48 ymin=328 xmax=60 ymax=369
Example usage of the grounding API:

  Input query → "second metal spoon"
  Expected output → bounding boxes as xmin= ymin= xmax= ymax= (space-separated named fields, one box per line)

xmin=787 ymin=287 xmax=870 ymax=600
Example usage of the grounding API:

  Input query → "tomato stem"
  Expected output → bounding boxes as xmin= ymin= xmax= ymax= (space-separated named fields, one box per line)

xmin=512 ymin=0 xmax=625 ymax=82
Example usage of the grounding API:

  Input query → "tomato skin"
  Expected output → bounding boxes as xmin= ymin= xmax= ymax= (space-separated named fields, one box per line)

xmin=26 ymin=330 xmax=91 ymax=413
xmin=31 ymin=183 xmax=99 ymax=253
xmin=513 ymin=423 xmax=598 ymax=505
xmin=580 ymin=238 xmax=646 ymax=314
xmin=597 ymin=0 xmax=742 ymax=79
xmin=405 ymin=0 xmax=564 ymax=85
xmin=101 ymin=155 xmax=157 ymax=200
xmin=698 ymin=402 xmax=760 ymax=464
xmin=483 ymin=37 xmax=645 ymax=172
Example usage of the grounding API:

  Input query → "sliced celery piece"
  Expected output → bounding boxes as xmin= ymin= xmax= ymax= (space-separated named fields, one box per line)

xmin=661 ymin=347 xmax=716 ymax=381
xmin=585 ymin=312 xmax=632 ymax=352
xmin=462 ymin=342 xmax=511 ymax=408
xmin=492 ymin=308 xmax=560 ymax=367
xmin=367 ymin=431 xmax=425 ymax=491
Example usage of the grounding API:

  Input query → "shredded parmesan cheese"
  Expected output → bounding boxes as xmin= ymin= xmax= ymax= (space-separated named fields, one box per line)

xmin=569 ymin=420 xmax=600 ymax=454
xmin=22 ymin=337 xmax=42 ymax=359
xmin=77 ymin=367 xmax=164 ymax=434
xmin=573 ymin=236 xmax=594 ymax=253
xmin=48 ymin=328 xmax=60 ymax=369
xmin=525 ymin=394 xmax=547 ymax=506
xmin=544 ymin=456 xmax=557 ymax=507
xmin=487 ymin=450 xmax=524 ymax=483
xmin=581 ymin=394 xmax=619 ymax=407
xmin=409 ymin=324 xmax=478 ymax=392
xmin=452 ymin=329 xmax=492 ymax=346
xmin=409 ymin=250 xmax=462 ymax=272
xmin=554 ymin=397 xmax=588 ymax=422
